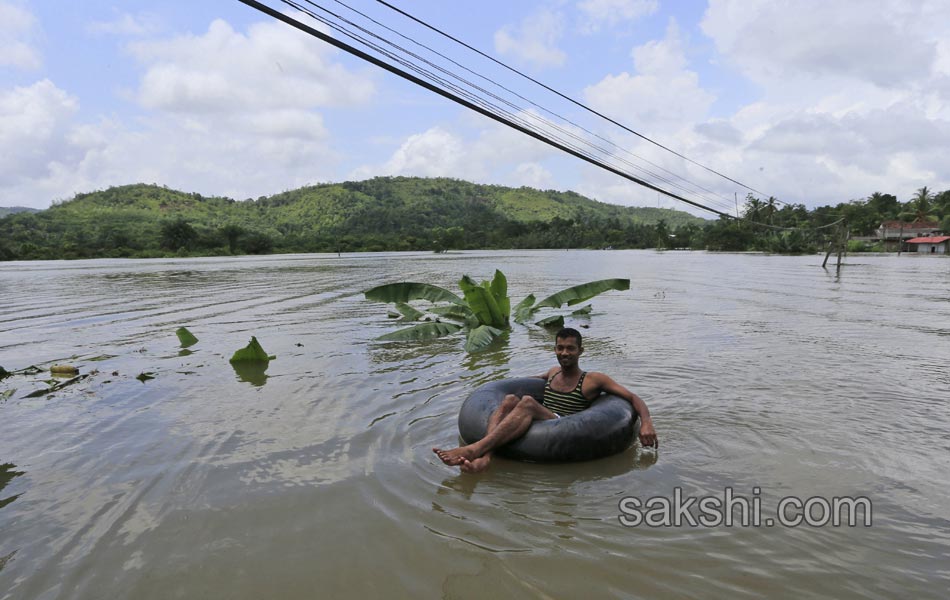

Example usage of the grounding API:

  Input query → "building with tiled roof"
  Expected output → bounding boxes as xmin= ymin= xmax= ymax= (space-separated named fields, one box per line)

xmin=905 ymin=236 xmax=950 ymax=254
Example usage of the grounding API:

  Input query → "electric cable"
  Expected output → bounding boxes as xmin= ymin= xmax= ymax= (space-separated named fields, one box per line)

xmin=236 ymin=0 xmax=739 ymax=217
xmin=291 ymin=0 xmax=738 ymax=212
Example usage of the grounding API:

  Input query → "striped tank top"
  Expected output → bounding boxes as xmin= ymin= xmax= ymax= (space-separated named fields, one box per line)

xmin=543 ymin=370 xmax=590 ymax=416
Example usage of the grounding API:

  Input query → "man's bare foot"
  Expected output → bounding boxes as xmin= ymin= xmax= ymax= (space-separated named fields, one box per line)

xmin=432 ymin=445 xmax=479 ymax=466
xmin=459 ymin=453 xmax=491 ymax=473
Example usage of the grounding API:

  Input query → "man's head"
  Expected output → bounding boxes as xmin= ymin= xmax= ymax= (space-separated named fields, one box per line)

xmin=556 ymin=327 xmax=582 ymax=348
xmin=554 ymin=327 xmax=583 ymax=369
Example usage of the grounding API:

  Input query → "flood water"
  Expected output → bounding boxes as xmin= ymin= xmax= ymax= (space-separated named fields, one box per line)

xmin=1 ymin=250 xmax=949 ymax=599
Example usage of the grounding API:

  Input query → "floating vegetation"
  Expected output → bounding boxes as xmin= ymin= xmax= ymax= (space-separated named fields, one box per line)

xmin=176 ymin=326 xmax=198 ymax=348
xmin=365 ymin=269 xmax=629 ymax=352
xmin=85 ymin=354 xmax=117 ymax=362
xmin=229 ymin=336 xmax=275 ymax=363
xmin=135 ymin=372 xmax=156 ymax=382
xmin=23 ymin=374 xmax=90 ymax=398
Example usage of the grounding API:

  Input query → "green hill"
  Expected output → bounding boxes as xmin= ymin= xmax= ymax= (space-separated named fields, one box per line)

xmin=0 ymin=206 xmax=38 ymax=218
xmin=0 ymin=177 xmax=706 ymax=260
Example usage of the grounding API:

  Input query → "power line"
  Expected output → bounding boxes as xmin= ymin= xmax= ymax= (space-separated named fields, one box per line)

xmin=323 ymin=0 xmax=742 ymax=211
xmin=372 ymin=0 xmax=771 ymax=199
xmin=238 ymin=1 xmax=835 ymax=227
xmin=237 ymin=0 xmax=739 ymax=218
xmin=290 ymin=0 xmax=738 ymax=213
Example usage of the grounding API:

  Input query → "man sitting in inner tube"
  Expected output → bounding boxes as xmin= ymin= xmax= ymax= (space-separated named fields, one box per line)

xmin=434 ymin=327 xmax=658 ymax=473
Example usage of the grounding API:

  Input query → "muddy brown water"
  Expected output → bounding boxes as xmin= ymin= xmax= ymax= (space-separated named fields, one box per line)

xmin=1 ymin=250 xmax=949 ymax=599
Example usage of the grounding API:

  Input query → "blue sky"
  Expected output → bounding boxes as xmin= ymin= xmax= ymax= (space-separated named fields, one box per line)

xmin=2 ymin=1 xmax=949 ymax=214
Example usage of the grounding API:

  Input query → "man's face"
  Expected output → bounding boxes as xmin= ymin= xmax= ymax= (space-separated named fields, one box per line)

xmin=555 ymin=336 xmax=582 ymax=368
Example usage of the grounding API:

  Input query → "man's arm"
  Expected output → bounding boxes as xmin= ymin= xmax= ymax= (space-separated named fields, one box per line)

xmin=587 ymin=372 xmax=658 ymax=448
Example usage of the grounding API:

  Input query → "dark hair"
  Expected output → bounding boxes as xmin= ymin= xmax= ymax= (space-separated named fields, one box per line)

xmin=555 ymin=327 xmax=582 ymax=347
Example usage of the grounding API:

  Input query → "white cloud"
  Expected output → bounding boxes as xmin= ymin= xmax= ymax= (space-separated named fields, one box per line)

xmin=689 ymin=1 xmax=950 ymax=207
xmin=0 ymin=80 xmax=78 ymax=188
xmin=577 ymin=0 xmax=658 ymax=32
xmin=376 ymin=127 xmax=468 ymax=177
xmin=87 ymin=13 xmax=162 ymax=37
xmin=583 ymin=20 xmax=714 ymax=134
xmin=0 ymin=1 xmax=41 ymax=70
xmin=0 ymin=17 xmax=377 ymax=208
xmin=130 ymin=19 xmax=374 ymax=113
xmin=354 ymin=115 xmax=561 ymax=189
xmin=512 ymin=162 xmax=556 ymax=189
xmin=700 ymin=0 xmax=945 ymax=89
xmin=494 ymin=9 xmax=566 ymax=69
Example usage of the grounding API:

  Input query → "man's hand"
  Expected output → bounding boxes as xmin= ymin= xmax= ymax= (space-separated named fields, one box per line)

xmin=639 ymin=417 xmax=658 ymax=449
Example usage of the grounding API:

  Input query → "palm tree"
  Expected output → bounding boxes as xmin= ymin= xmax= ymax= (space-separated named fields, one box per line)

xmin=743 ymin=195 xmax=764 ymax=222
xmin=765 ymin=196 xmax=778 ymax=225
xmin=900 ymin=187 xmax=937 ymax=223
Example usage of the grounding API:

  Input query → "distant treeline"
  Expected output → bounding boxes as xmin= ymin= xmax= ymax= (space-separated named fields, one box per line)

xmin=0 ymin=178 xmax=947 ymax=260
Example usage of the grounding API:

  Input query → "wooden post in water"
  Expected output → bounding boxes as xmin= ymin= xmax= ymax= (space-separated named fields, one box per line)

xmin=836 ymin=229 xmax=850 ymax=272
xmin=822 ymin=238 xmax=835 ymax=268
xmin=823 ymin=223 xmax=841 ymax=269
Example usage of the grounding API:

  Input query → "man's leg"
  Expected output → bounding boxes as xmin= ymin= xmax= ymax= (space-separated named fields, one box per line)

xmin=433 ymin=394 xmax=519 ymax=467
xmin=433 ymin=395 xmax=556 ymax=472
xmin=456 ymin=394 xmax=517 ymax=473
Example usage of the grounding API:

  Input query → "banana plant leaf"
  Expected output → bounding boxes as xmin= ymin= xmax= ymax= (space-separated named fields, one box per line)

xmin=512 ymin=294 xmax=536 ymax=324
xmin=377 ymin=321 xmax=462 ymax=342
xmin=535 ymin=315 xmax=565 ymax=328
xmin=533 ymin=279 xmax=630 ymax=310
xmin=429 ymin=304 xmax=476 ymax=323
xmin=394 ymin=302 xmax=425 ymax=321
xmin=571 ymin=304 xmax=592 ymax=315
xmin=365 ymin=282 xmax=465 ymax=306
xmin=459 ymin=276 xmax=506 ymax=328
xmin=489 ymin=270 xmax=510 ymax=320
xmin=464 ymin=324 xmax=504 ymax=353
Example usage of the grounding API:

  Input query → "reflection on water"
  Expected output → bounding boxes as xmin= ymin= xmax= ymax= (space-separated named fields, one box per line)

xmin=230 ymin=361 xmax=269 ymax=386
xmin=0 ymin=462 xmax=24 ymax=575
xmin=1 ymin=251 xmax=949 ymax=598
xmin=0 ymin=462 xmax=24 ymax=510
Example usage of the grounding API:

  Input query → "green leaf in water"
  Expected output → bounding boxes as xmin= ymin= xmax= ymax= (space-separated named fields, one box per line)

xmin=459 ymin=275 xmax=506 ymax=328
xmin=488 ymin=270 xmax=510 ymax=321
xmin=533 ymin=279 xmax=630 ymax=309
xmin=23 ymin=374 xmax=90 ymax=397
xmin=86 ymin=354 xmax=117 ymax=362
xmin=535 ymin=315 xmax=565 ymax=329
xmin=394 ymin=302 xmax=425 ymax=321
xmin=429 ymin=304 xmax=476 ymax=323
xmin=571 ymin=304 xmax=592 ymax=315
xmin=365 ymin=282 xmax=466 ymax=306
xmin=464 ymin=324 xmax=504 ymax=353
xmin=377 ymin=321 xmax=462 ymax=342
xmin=136 ymin=372 xmax=156 ymax=382
xmin=229 ymin=336 xmax=274 ymax=363
xmin=512 ymin=294 xmax=537 ymax=324
xmin=1 ymin=389 xmax=14 ymax=401
xmin=176 ymin=327 xmax=198 ymax=347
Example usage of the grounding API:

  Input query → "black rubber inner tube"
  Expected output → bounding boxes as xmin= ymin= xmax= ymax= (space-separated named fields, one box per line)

xmin=457 ymin=377 xmax=639 ymax=462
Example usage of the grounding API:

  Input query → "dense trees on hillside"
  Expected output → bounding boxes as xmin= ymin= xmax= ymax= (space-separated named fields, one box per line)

xmin=0 ymin=178 xmax=947 ymax=260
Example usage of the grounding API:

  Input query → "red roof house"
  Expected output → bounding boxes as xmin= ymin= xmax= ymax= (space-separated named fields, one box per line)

xmin=905 ymin=236 xmax=950 ymax=254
